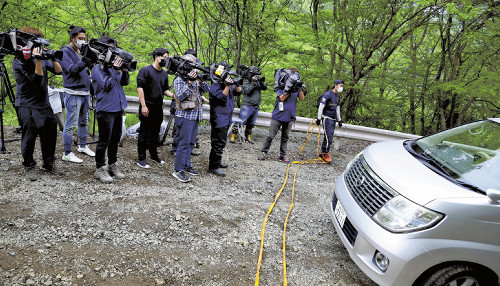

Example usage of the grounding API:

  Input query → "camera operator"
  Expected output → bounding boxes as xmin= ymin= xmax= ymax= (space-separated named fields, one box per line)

xmin=258 ymin=68 xmax=304 ymax=163
xmin=136 ymin=48 xmax=174 ymax=168
xmin=208 ymin=61 xmax=242 ymax=177
xmin=169 ymin=48 xmax=207 ymax=157
xmin=60 ymin=25 xmax=95 ymax=164
xmin=12 ymin=26 xmax=63 ymax=181
xmin=171 ymin=54 xmax=210 ymax=183
xmin=90 ymin=36 xmax=129 ymax=183
xmin=230 ymin=66 xmax=266 ymax=144
xmin=316 ymin=79 xmax=343 ymax=163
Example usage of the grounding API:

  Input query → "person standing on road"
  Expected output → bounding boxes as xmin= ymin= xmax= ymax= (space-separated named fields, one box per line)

xmin=60 ymin=25 xmax=95 ymax=164
xmin=12 ymin=26 xmax=63 ymax=181
xmin=171 ymin=54 xmax=210 ymax=183
xmin=90 ymin=37 xmax=130 ymax=183
xmin=136 ymin=48 xmax=174 ymax=169
xmin=316 ymin=79 xmax=343 ymax=164
xmin=208 ymin=61 xmax=242 ymax=177
xmin=258 ymin=68 xmax=304 ymax=163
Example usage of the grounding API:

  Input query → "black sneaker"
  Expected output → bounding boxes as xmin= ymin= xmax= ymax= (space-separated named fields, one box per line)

xmin=172 ymin=171 xmax=191 ymax=183
xmin=149 ymin=156 xmax=165 ymax=164
xmin=185 ymin=167 xmax=199 ymax=176
xmin=208 ymin=168 xmax=226 ymax=177
xmin=137 ymin=160 xmax=151 ymax=169
xmin=25 ymin=166 xmax=37 ymax=181
xmin=219 ymin=162 xmax=228 ymax=168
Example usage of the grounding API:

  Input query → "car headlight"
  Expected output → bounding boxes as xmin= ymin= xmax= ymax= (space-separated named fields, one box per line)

xmin=374 ymin=195 xmax=444 ymax=233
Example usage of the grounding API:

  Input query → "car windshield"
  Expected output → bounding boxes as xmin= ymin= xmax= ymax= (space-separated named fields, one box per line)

xmin=413 ymin=119 xmax=500 ymax=192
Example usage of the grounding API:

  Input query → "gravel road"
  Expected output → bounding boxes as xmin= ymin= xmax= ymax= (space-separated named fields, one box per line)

xmin=0 ymin=124 xmax=376 ymax=286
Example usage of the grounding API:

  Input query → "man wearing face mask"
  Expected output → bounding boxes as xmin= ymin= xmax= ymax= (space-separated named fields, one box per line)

xmin=60 ymin=25 xmax=95 ymax=164
xmin=316 ymin=79 xmax=344 ymax=164
xmin=136 ymin=48 xmax=174 ymax=168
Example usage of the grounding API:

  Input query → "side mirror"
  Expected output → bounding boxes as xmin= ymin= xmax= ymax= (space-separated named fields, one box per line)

xmin=486 ymin=189 xmax=500 ymax=203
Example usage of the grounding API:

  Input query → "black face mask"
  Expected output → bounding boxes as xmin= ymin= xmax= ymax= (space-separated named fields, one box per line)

xmin=159 ymin=58 xmax=166 ymax=68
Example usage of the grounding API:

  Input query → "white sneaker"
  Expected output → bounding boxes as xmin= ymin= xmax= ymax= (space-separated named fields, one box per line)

xmin=77 ymin=145 xmax=96 ymax=157
xmin=62 ymin=152 xmax=83 ymax=163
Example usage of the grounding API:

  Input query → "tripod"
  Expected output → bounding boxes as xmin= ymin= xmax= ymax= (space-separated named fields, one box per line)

xmin=0 ymin=55 xmax=20 ymax=153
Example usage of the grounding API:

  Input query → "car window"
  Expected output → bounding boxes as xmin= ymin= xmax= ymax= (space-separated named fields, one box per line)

xmin=415 ymin=120 xmax=500 ymax=192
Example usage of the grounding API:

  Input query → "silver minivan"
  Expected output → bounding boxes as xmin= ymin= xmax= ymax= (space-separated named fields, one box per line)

xmin=330 ymin=118 xmax=500 ymax=286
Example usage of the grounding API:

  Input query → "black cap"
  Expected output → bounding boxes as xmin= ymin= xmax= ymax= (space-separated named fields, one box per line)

xmin=334 ymin=79 xmax=344 ymax=85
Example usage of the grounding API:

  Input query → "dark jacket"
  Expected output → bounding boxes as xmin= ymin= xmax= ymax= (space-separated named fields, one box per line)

xmin=241 ymin=79 xmax=266 ymax=106
xmin=91 ymin=64 xmax=129 ymax=113
xmin=209 ymin=82 xmax=241 ymax=128
xmin=12 ymin=58 xmax=57 ymax=109
xmin=60 ymin=45 xmax=91 ymax=92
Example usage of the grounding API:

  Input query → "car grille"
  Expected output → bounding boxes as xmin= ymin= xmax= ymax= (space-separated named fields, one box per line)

xmin=332 ymin=195 xmax=357 ymax=246
xmin=344 ymin=156 xmax=396 ymax=216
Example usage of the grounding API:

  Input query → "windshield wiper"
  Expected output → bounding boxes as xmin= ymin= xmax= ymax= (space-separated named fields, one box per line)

xmin=404 ymin=141 xmax=454 ymax=178
xmin=455 ymin=180 xmax=485 ymax=195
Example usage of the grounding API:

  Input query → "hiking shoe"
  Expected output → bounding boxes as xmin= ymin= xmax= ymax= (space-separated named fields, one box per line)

xmin=94 ymin=166 xmax=113 ymax=183
xmin=62 ymin=152 xmax=83 ymax=163
xmin=208 ymin=168 xmax=226 ymax=177
xmin=149 ymin=156 xmax=165 ymax=164
xmin=108 ymin=163 xmax=126 ymax=179
xmin=246 ymin=135 xmax=255 ymax=144
xmin=320 ymin=152 xmax=332 ymax=163
xmin=191 ymin=149 xmax=200 ymax=156
xmin=229 ymin=134 xmax=236 ymax=143
xmin=77 ymin=145 xmax=95 ymax=157
xmin=185 ymin=167 xmax=199 ymax=176
xmin=25 ymin=165 xmax=37 ymax=181
xmin=278 ymin=155 xmax=290 ymax=163
xmin=219 ymin=162 xmax=228 ymax=169
xmin=172 ymin=171 xmax=191 ymax=183
xmin=41 ymin=162 xmax=63 ymax=175
xmin=258 ymin=152 xmax=267 ymax=161
xmin=137 ymin=160 xmax=150 ymax=169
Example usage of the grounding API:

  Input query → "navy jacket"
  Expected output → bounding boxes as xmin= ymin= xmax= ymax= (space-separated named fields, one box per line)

xmin=271 ymin=89 xmax=299 ymax=122
xmin=91 ymin=64 xmax=129 ymax=113
xmin=60 ymin=45 xmax=91 ymax=92
xmin=12 ymin=58 xmax=57 ymax=109
xmin=209 ymin=82 xmax=241 ymax=128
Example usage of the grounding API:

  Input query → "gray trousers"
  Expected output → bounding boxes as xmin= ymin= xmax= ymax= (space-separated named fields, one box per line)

xmin=261 ymin=119 xmax=293 ymax=156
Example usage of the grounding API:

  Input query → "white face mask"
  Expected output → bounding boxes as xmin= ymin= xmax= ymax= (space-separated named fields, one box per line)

xmin=337 ymin=86 xmax=343 ymax=93
xmin=75 ymin=39 xmax=85 ymax=49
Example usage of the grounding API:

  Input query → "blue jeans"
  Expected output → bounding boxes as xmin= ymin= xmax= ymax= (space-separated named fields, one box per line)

xmin=233 ymin=105 xmax=258 ymax=136
xmin=174 ymin=117 xmax=198 ymax=172
xmin=62 ymin=93 xmax=90 ymax=154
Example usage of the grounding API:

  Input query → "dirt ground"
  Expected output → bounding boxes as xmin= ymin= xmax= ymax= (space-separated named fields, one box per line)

xmin=0 ymin=124 xmax=376 ymax=286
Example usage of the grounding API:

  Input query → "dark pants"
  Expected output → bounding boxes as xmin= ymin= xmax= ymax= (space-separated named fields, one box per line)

xmin=18 ymin=106 xmax=58 ymax=167
xmin=321 ymin=117 xmax=336 ymax=153
xmin=261 ymin=119 xmax=293 ymax=156
xmin=174 ymin=117 xmax=198 ymax=172
xmin=137 ymin=106 xmax=163 ymax=161
xmin=95 ymin=111 xmax=122 ymax=168
xmin=209 ymin=124 xmax=229 ymax=170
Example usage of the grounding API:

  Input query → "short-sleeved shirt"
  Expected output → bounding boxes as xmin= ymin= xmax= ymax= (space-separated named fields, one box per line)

xmin=136 ymin=65 xmax=169 ymax=107
xmin=319 ymin=90 xmax=339 ymax=118
xmin=271 ymin=89 xmax=299 ymax=122
xmin=13 ymin=58 xmax=55 ymax=109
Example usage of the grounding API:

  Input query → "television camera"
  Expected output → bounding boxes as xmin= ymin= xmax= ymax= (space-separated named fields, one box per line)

xmin=0 ymin=28 xmax=62 ymax=61
xmin=80 ymin=38 xmax=137 ymax=71
xmin=164 ymin=56 xmax=210 ymax=81
xmin=273 ymin=68 xmax=305 ymax=93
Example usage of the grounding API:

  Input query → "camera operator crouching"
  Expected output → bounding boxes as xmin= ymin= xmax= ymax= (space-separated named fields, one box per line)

xmin=90 ymin=36 xmax=130 ymax=183
xmin=12 ymin=26 xmax=63 ymax=181
xmin=60 ymin=25 xmax=95 ymax=164
xmin=171 ymin=54 xmax=210 ymax=183
xmin=208 ymin=61 xmax=242 ymax=177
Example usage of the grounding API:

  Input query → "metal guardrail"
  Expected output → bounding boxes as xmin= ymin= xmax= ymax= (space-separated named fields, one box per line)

xmin=125 ymin=96 xmax=421 ymax=142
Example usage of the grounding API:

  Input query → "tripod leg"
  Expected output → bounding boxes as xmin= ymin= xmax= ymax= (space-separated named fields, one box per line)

xmin=159 ymin=115 xmax=174 ymax=145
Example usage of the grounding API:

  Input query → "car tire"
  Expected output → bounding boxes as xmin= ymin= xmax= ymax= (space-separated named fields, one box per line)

xmin=420 ymin=264 xmax=496 ymax=286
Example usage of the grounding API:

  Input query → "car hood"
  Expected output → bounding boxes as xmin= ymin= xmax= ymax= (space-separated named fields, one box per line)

xmin=362 ymin=140 xmax=483 ymax=206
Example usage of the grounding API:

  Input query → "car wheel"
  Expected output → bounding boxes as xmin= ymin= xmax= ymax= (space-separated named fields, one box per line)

xmin=420 ymin=264 xmax=496 ymax=286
